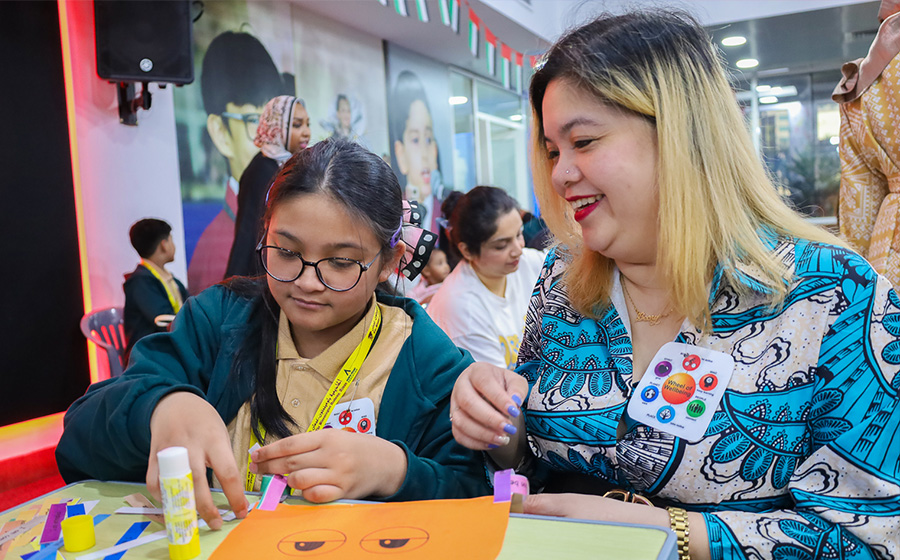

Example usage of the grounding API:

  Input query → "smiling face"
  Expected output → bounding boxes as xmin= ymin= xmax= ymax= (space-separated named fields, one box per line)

xmin=541 ymin=78 xmax=660 ymax=265
xmin=394 ymin=99 xmax=438 ymax=197
xmin=287 ymin=103 xmax=311 ymax=153
xmin=460 ymin=209 xmax=525 ymax=280
xmin=265 ymin=192 xmax=395 ymax=356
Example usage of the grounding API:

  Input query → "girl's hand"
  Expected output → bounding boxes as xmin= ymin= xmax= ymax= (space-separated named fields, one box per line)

xmin=250 ymin=430 xmax=408 ymax=503
xmin=147 ymin=392 xmax=249 ymax=530
xmin=449 ymin=362 xmax=527 ymax=454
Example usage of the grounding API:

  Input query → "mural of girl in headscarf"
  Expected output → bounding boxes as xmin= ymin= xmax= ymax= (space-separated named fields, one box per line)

xmin=226 ymin=95 xmax=310 ymax=278
xmin=320 ymin=93 xmax=366 ymax=143
xmin=389 ymin=70 xmax=447 ymax=234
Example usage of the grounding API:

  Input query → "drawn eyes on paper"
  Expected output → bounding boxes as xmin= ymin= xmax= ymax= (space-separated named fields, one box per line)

xmin=277 ymin=527 xmax=430 ymax=555
xmin=278 ymin=530 xmax=346 ymax=555
xmin=360 ymin=527 xmax=429 ymax=553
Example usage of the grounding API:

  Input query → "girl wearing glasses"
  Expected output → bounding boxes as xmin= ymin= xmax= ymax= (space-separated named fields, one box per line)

xmin=57 ymin=138 xmax=490 ymax=530
xmin=227 ymin=95 xmax=312 ymax=279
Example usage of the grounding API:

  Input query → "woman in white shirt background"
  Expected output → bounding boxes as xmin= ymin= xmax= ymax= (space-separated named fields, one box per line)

xmin=427 ymin=187 xmax=544 ymax=368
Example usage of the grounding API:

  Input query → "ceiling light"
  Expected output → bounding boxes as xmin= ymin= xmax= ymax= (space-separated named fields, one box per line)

xmin=756 ymin=85 xmax=771 ymax=92
xmin=449 ymin=96 xmax=468 ymax=105
xmin=759 ymin=96 xmax=778 ymax=104
xmin=736 ymin=58 xmax=759 ymax=69
xmin=509 ymin=114 xmax=523 ymax=122
xmin=721 ymin=36 xmax=747 ymax=47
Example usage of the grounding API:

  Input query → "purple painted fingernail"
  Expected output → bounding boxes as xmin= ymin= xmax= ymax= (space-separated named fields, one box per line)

xmin=503 ymin=423 xmax=518 ymax=435
xmin=507 ymin=405 xmax=520 ymax=417
xmin=488 ymin=444 xmax=499 ymax=449
xmin=511 ymin=394 xmax=522 ymax=407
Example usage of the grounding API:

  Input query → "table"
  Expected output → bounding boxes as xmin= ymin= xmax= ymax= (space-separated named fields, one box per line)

xmin=0 ymin=481 xmax=677 ymax=559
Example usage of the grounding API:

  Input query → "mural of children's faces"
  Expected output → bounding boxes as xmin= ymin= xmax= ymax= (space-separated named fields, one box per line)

xmin=288 ymin=102 xmax=311 ymax=153
xmin=394 ymin=99 xmax=438 ymax=199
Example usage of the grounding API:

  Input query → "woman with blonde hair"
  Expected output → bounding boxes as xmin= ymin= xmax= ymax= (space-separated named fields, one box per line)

xmin=449 ymin=10 xmax=900 ymax=560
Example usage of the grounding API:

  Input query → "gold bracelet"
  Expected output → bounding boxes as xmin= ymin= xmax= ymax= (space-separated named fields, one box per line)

xmin=667 ymin=506 xmax=690 ymax=560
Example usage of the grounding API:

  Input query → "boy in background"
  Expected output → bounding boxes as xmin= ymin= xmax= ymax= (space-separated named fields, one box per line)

xmin=124 ymin=219 xmax=188 ymax=361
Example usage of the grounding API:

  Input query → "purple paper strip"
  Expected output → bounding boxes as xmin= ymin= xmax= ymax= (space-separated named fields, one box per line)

xmin=493 ymin=469 xmax=512 ymax=502
xmin=39 ymin=503 xmax=67 ymax=544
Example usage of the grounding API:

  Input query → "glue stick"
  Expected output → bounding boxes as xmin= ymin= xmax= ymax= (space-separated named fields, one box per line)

xmin=157 ymin=446 xmax=201 ymax=560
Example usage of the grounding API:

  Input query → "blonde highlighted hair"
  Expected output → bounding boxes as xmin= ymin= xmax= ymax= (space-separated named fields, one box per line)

xmin=529 ymin=10 xmax=843 ymax=331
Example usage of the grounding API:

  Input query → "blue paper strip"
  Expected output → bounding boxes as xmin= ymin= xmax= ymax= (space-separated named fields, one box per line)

xmin=67 ymin=503 xmax=86 ymax=518
xmin=24 ymin=539 xmax=64 ymax=560
xmin=103 ymin=521 xmax=150 ymax=560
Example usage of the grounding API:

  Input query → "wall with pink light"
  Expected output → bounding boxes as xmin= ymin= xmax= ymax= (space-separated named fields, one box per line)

xmin=62 ymin=0 xmax=187 ymax=377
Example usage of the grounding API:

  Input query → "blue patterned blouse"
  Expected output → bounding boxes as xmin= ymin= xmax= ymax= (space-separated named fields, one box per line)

xmin=518 ymin=238 xmax=900 ymax=560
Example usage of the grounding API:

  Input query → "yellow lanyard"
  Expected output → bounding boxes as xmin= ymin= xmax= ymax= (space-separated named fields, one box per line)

xmin=245 ymin=303 xmax=382 ymax=491
xmin=141 ymin=260 xmax=182 ymax=313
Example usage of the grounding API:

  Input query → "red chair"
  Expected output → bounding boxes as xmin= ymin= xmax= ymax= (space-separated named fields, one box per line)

xmin=79 ymin=307 xmax=126 ymax=378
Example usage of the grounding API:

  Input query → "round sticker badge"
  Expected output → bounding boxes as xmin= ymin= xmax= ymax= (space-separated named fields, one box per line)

xmin=338 ymin=409 xmax=353 ymax=425
xmin=686 ymin=400 xmax=706 ymax=418
xmin=654 ymin=361 xmax=672 ymax=377
xmin=699 ymin=374 xmax=718 ymax=391
xmin=661 ymin=373 xmax=696 ymax=405
xmin=683 ymin=354 xmax=701 ymax=371
xmin=641 ymin=386 xmax=659 ymax=402
xmin=656 ymin=406 xmax=675 ymax=423
xmin=357 ymin=417 xmax=371 ymax=433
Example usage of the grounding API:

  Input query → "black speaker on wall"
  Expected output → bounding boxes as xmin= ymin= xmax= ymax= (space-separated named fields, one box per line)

xmin=94 ymin=0 xmax=194 ymax=84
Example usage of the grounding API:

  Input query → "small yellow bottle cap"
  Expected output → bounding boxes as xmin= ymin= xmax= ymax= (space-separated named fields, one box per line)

xmin=61 ymin=514 xmax=95 ymax=552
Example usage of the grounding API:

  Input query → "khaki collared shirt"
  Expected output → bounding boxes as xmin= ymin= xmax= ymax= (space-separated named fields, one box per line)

xmin=221 ymin=296 xmax=412 ymax=491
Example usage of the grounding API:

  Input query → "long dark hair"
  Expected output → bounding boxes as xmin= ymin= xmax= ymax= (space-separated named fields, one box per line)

xmin=446 ymin=186 xmax=518 ymax=260
xmin=228 ymin=138 xmax=404 ymax=440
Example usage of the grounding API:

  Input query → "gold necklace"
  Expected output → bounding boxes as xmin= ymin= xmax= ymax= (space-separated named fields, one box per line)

xmin=621 ymin=279 xmax=672 ymax=326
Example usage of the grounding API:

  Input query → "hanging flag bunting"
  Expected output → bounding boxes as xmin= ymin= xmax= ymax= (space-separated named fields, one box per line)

xmin=500 ymin=43 xmax=512 ymax=88
xmin=439 ymin=0 xmax=450 ymax=25
xmin=394 ymin=0 xmax=408 ymax=17
xmin=485 ymin=27 xmax=497 ymax=75
xmin=450 ymin=0 xmax=460 ymax=33
xmin=529 ymin=55 xmax=539 ymax=69
xmin=515 ymin=51 xmax=524 ymax=92
xmin=415 ymin=0 xmax=429 ymax=22
xmin=468 ymin=9 xmax=480 ymax=56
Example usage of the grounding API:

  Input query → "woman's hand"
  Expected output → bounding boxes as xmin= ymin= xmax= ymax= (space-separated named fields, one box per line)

xmin=525 ymin=493 xmax=710 ymax=560
xmin=450 ymin=362 xmax=528 ymax=467
xmin=250 ymin=430 xmax=408 ymax=503
xmin=524 ymin=493 xmax=664 ymax=525
xmin=147 ymin=392 xmax=249 ymax=530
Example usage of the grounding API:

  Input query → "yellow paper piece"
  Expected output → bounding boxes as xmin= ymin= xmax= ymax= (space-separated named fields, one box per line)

xmin=209 ymin=496 xmax=509 ymax=560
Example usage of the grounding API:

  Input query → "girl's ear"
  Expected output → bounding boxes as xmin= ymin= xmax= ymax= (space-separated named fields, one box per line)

xmin=378 ymin=241 xmax=406 ymax=283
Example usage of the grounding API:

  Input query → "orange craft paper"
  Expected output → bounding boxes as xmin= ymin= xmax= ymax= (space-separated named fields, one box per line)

xmin=209 ymin=496 xmax=509 ymax=560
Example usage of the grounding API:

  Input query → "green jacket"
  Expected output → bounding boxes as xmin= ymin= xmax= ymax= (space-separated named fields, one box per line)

xmin=57 ymin=285 xmax=490 ymax=501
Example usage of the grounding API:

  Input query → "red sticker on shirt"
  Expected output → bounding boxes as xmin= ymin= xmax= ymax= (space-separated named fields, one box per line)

xmin=338 ymin=409 xmax=353 ymax=425
xmin=357 ymin=418 xmax=371 ymax=433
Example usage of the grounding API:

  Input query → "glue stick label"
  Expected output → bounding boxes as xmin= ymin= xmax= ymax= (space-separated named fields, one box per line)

xmin=159 ymin=472 xmax=199 ymax=546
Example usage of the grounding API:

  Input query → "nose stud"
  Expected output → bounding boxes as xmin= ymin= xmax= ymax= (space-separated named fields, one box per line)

xmin=566 ymin=169 xmax=570 ymax=174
